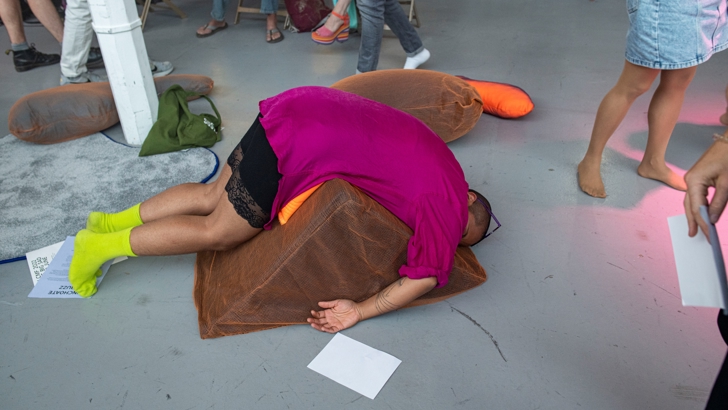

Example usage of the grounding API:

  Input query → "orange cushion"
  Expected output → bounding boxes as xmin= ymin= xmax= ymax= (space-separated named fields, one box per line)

xmin=278 ymin=183 xmax=322 ymax=224
xmin=456 ymin=76 xmax=534 ymax=119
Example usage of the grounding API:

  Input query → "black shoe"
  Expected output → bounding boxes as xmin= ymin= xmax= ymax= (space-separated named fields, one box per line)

xmin=5 ymin=44 xmax=60 ymax=72
xmin=86 ymin=46 xmax=105 ymax=69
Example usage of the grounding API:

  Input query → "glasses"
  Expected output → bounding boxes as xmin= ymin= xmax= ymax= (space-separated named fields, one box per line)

xmin=472 ymin=196 xmax=501 ymax=246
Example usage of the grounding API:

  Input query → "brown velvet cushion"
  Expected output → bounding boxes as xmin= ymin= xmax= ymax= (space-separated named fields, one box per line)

xmin=330 ymin=70 xmax=483 ymax=143
xmin=194 ymin=179 xmax=487 ymax=339
xmin=8 ymin=74 xmax=214 ymax=144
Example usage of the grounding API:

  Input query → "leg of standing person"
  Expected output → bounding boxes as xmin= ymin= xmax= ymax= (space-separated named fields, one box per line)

xmin=356 ymin=0 xmax=428 ymax=73
xmin=196 ymin=0 xmax=229 ymax=37
xmin=636 ymin=66 xmax=697 ymax=190
xmin=312 ymin=0 xmax=350 ymax=44
xmin=26 ymin=0 xmax=63 ymax=42
xmin=356 ymin=0 xmax=386 ymax=73
xmin=578 ymin=61 xmax=659 ymax=197
xmin=60 ymin=0 xmax=98 ymax=84
xmin=706 ymin=311 xmax=728 ymax=409
xmin=380 ymin=0 xmax=428 ymax=69
xmin=1 ymin=0 xmax=61 ymax=71
xmin=262 ymin=0 xmax=283 ymax=43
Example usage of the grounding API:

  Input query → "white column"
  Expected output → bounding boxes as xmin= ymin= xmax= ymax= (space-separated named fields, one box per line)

xmin=87 ymin=0 xmax=158 ymax=146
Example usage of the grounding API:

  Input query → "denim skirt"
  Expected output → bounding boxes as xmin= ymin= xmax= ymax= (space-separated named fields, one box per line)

xmin=626 ymin=0 xmax=728 ymax=69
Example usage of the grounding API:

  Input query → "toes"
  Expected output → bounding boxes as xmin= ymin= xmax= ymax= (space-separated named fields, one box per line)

xmin=74 ymin=280 xmax=98 ymax=298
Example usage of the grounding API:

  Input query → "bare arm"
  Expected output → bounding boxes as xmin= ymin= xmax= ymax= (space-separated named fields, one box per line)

xmin=308 ymin=276 xmax=438 ymax=333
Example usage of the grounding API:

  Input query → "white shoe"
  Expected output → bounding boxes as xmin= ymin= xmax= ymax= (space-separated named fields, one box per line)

xmin=60 ymin=71 xmax=107 ymax=85
xmin=150 ymin=60 xmax=174 ymax=77
xmin=403 ymin=48 xmax=430 ymax=69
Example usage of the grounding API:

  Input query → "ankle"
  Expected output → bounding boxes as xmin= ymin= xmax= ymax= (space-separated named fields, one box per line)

xmin=325 ymin=15 xmax=343 ymax=29
xmin=639 ymin=156 xmax=666 ymax=169
xmin=11 ymin=42 xmax=30 ymax=52
xmin=580 ymin=153 xmax=603 ymax=165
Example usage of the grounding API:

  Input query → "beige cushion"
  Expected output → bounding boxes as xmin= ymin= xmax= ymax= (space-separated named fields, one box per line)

xmin=331 ymin=69 xmax=483 ymax=143
xmin=9 ymin=74 xmax=214 ymax=144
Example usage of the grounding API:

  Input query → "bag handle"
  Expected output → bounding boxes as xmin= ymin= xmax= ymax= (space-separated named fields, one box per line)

xmin=184 ymin=91 xmax=222 ymax=125
xmin=196 ymin=94 xmax=222 ymax=127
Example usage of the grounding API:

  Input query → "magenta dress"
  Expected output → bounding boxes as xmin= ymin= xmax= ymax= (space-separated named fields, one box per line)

xmin=259 ymin=86 xmax=469 ymax=287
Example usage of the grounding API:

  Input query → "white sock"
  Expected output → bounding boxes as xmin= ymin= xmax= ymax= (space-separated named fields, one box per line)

xmin=403 ymin=48 xmax=430 ymax=69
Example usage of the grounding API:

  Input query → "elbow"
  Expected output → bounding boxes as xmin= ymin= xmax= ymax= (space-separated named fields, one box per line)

xmin=417 ymin=276 xmax=438 ymax=291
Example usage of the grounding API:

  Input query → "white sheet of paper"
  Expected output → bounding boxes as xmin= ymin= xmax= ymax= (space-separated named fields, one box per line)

xmin=26 ymin=241 xmax=64 ymax=285
xmin=668 ymin=210 xmax=728 ymax=309
xmin=307 ymin=333 xmax=402 ymax=400
xmin=28 ymin=236 xmax=111 ymax=299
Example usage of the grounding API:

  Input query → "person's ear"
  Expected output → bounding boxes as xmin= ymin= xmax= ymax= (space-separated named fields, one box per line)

xmin=467 ymin=191 xmax=477 ymax=205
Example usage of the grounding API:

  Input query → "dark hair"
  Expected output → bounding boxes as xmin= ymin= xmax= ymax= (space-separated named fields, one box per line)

xmin=467 ymin=189 xmax=491 ymax=246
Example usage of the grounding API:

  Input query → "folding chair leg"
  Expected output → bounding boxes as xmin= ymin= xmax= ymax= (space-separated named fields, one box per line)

xmin=140 ymin=0 xmax=152 ymax=30
xmin=162 ymin=0 xmax=187 ymax=19
xmin=409 ymin=0 xmax=420 ymax=27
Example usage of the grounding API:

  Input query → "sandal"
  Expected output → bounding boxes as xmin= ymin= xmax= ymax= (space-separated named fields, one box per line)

xmin=196 ymin=21 xmax=228 ymax=38
xmin=266 ymin=28 xmax=285 ymax=43
xmin=311 ymin=11 xmax=350 ymax=45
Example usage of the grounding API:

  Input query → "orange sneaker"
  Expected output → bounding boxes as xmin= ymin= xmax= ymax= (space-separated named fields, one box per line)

xmin=311 ymin=11 xmax=350 ymax=45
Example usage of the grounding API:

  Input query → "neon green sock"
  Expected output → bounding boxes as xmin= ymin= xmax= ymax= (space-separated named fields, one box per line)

xmin=86 ymin=203 xmax=143 ymax=234
xmin=69 ymin=228 xmax=137 ymax=297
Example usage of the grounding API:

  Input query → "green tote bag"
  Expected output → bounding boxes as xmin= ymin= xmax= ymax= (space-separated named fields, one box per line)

xmin=139 ymin=85 xmax=221 ymax=156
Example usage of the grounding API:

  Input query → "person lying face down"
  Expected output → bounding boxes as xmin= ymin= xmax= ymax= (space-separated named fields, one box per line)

xmin=68 ymin=86 xmax=494 ymax=333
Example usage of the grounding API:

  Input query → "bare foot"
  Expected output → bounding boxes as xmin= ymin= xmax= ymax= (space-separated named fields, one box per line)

xmin=266 ymin=14 xmax=283 ymax=43
xmin=196 ymin=20 xmax=227 ymax=37
xmin=577 ymin=158 xmax=607 ymax=198
xmin=637 ymin=161 xmax=687 ymax=191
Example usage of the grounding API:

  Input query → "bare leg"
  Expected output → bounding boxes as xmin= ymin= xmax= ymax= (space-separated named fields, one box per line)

xmin=320 ymin=0 xmax=350 ymax=33
xmin=139 ymin=164 xmax=232 ymax=223
xmin=130 ymin=185 xmax=262 ymax=256
xmin=266 ymin=13 xmax=282 ymax=42
xmin=70 ymin=165 xmax=257 ymax=296
xmin=0 ymin=0 xmax=27 ymax=44
xmin=636 ymin=66 xmax=697 ymax=191
xmin=196 ymin=19 xmax=227 ymax=36
xmin=27 ymin=0 xmax=64 ymax=42
xmin=578 ymin=61 xmax=659 ymax=197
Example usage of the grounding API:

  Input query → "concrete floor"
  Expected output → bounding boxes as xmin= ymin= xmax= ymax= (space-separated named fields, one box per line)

xmin=2 ymin=0 xmax=728 ymax=408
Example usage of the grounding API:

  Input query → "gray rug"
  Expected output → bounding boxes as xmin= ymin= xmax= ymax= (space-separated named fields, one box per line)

xmin=0 ymin=133 xmax=219 ymax=263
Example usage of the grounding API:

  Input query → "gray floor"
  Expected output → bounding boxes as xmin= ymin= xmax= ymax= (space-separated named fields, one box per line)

xmin=2 ymin=0 xmax=728 ymax=409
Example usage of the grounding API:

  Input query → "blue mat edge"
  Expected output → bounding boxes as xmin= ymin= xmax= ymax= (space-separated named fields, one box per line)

xmin=0 ymin=132 xmax=220 ymax=265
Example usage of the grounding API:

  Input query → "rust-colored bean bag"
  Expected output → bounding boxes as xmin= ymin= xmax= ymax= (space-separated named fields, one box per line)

xmin=8 ymin=74 xmax=214 ymax=144
xmin=194 ymin=179 xmax=487 ymax=339
xmin=331 ymin=70 xmax=483 ymax=143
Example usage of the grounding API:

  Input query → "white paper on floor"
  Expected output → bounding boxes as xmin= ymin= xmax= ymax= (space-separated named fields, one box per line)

xmin=26 ymin=241 xmax=64 ymax=285
xmin=668 ymin=207 xmax=728 ymax=309
xmin=307 ymin=333 xmax=402 ymax=399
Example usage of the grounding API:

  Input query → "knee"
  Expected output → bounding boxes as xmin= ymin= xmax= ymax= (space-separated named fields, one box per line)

xmin=356 ymin=0 xmax=380 ymax=15
xmin=200 ymin=228 xmax=244 ymax=251
xmin=619 ymin=81 xmax=652 ymax=99
xmin=205 ymin=182 xmax=227 ymax=208
xmin=659 ymin=70 xmax=696 ymax=92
